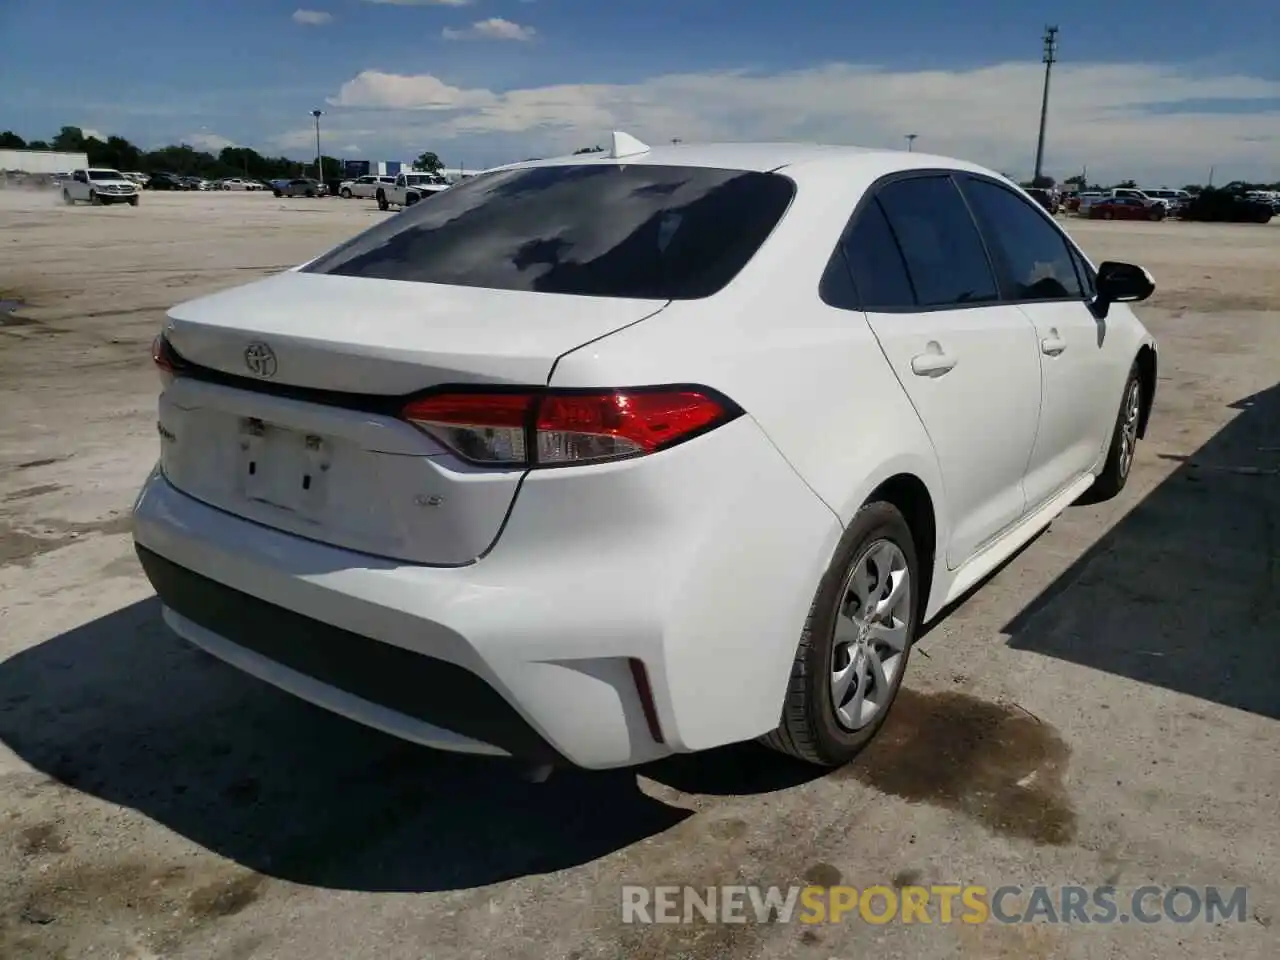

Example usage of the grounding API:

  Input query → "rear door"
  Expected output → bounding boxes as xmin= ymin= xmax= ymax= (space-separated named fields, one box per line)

xmin=842 ymin=174 xmax=1044 ymax=567
xmin=959 ymin=175 xmax=1122 ymax=509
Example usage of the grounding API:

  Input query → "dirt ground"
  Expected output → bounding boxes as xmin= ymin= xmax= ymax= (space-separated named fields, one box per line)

xmin=1 ymin=190 xmax=1277 ymax=960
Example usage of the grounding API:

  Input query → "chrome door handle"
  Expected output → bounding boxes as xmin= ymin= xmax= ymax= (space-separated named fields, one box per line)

xmin=910 ymin=348 xmax=957 ymax=377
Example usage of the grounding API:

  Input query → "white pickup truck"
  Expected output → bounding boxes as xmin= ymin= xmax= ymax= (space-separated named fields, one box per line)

xmin=62 ymin=168 xmax=140 ymax=206
xmin=375 ymin=172 xmax=451 ymax=211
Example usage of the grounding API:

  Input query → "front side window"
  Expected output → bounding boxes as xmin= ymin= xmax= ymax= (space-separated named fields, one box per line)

xmin=304 ymin=163 xmax=796 ymax=300
xmin=960 ymin=178 xmax=1083 ymax=302
xmin=874 ymin=176 xmax=998 ymax=308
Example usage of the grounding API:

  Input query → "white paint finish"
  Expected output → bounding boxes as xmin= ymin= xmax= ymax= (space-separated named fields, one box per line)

xmin=1017 ymin=299 xmax=1140 ymax=508
xmin=132 ymin=143 xmax=1157 ymax=767
xmin=861 ymin=305 xmax=1043 ymax=567
xmin=165 ymin=270 xmax=669 ymax=391
xmin=134 ymin=415 xmax=840 ymax=767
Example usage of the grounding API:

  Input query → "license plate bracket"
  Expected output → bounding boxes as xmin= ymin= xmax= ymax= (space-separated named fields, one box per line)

xmin=236 ymin=418 xmax=331 ymax=519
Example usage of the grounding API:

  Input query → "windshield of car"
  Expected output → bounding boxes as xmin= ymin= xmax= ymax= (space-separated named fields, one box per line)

xmin=303 ymin=163 xmax=796 ymax=300
xmin=88 ymin=170 xmax=125 ymax=180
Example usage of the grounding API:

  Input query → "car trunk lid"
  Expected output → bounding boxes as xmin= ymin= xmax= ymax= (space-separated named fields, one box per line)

xmin=157 ymin=271 xmax=668 ymax=563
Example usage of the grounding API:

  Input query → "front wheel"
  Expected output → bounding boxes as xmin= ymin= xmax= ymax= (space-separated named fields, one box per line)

xmin=128 ymin=196 xmax=139 ymax=207
xmin=340 ymin=188 xmax=352 ymax=199
xmin=1082 ymin=362 xmax=1142 ymax=503
xmin=376 ymin=191 xmax=389 ymax=211
xmin=762 ymin=501 xmax=919 ymax=767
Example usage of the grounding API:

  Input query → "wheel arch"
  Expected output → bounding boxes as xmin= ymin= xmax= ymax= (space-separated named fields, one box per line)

xmin=866 ymin=472 xmax=939 ymax=625
xmin=1134 ymin=344 xmax=1157 ymax=438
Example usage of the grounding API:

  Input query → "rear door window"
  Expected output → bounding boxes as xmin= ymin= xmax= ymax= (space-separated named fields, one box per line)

xmin=874 ymin=176 xmax=999 ymax=308
xmin=304 ymin=164 xmax=796 ymax=300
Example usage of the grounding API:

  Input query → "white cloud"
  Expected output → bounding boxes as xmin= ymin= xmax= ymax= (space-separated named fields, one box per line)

xmin=339 ymin=143 xmax=361 ymax=153
xmin=292 ymin=9 xmax=333 ymax=25
xmin=442 ymin=18 xmax=536 ymax=41
xmin=187 ymin=132 xmax=236 ymax=151
xmin=323 ymin=60 xmax=1280 ymax=182
xmin=81 ymin=128 xmax=106 ymax=141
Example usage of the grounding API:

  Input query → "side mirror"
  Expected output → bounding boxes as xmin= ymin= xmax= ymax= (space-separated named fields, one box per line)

xmin=1091 ymin=260 xmax=1154 ymax=318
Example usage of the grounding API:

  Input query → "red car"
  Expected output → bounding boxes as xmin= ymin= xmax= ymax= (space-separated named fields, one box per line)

xmin=1088 ymin=197 xmax=1165 ymax=221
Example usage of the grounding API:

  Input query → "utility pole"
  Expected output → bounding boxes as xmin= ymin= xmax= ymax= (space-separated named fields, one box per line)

xmin=1032 ymin=25 xmax=1058 ymax=184
xmin=905 ymin=134 xmax=918 ymax=152
xmin=311 ymin=110 xmax=324 ymax=182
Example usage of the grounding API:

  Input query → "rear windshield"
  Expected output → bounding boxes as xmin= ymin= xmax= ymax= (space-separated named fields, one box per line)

xmin=302 ymin=163 xmax=796 ymax=299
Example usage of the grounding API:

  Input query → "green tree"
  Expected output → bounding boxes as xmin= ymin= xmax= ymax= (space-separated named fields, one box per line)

xmin=0 ymin=131 xmax=26 ymax=148
xmin=414 ymin=151 xmax=443 ymax=172
xmin=1115 ymin=179 xmax=1137 ymax=189
xmin=26 ymin=140 xmax=50 ymax=150
xmin=51 ymin=125 xmax=87 ymax=152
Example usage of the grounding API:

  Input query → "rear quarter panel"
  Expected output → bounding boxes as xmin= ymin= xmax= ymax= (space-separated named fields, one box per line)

xmin=549 ymin=162 xmax=952 ymax=598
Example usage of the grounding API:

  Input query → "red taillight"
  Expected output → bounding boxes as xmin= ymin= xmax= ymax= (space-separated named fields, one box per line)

xmin=152 ymin=333 xmax=187 ymax=377
xmin=152 ymin=334 xmax=174 ymax=372
xmin=401 ymin=387 xmax=739 ymax=467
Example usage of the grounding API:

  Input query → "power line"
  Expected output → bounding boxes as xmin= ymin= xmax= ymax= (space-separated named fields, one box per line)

xmin=1032 ymin=25 xmax=1058 ymax=183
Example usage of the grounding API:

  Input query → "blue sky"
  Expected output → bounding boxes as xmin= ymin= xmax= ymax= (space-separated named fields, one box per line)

xmin=2 ymin=0 xmax=1278 ymax=183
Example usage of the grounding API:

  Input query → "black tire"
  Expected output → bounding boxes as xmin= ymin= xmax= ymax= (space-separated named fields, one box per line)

xmin=273 ymin=190 xmax=283 ymax=198
xmin=89 ymin=190 xmax=100 ymax=205
xmin=1102 ymin=209 xmax=1113 ymax=220
xmin=305 ymin=189 xmax=315 ymax=198
xmin=1082 ymin=361 xmax=1142 ymax=504
xmin=62 ymin=190 xmax=73 ymax=205
xmin=376 ymin=191 xmax=389 ymax=211
xmin=128 ymin=196 xmax=139 ymax=207
xmin=340 ymin=188 xmax=352 ymax=199
xmin=762 ymin=501 xmax=920 ymax=767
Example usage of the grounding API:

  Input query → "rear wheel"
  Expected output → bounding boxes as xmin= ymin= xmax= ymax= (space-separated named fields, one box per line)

xmin=1082 ymin=362 xmax=1142 ymax=503
xmin=762 ymin=501 xmax=919 ymax=767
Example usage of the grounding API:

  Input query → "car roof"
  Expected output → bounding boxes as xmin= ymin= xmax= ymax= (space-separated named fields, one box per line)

xmin=480 ymin=134 xmax=1005 ymax=184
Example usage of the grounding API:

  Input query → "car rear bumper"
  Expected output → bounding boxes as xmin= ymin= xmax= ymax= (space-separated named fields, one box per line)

xmin=132 ymin=416 xmax=842 ymax=768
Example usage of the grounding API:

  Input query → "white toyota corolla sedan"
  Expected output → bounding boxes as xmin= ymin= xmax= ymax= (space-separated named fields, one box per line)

xmin=132 ymin=133 xmax=1157 ymax=771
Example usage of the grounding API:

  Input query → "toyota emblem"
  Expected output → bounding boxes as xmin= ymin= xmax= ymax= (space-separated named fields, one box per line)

xmin=244 ymin=341 xmax=278 ymax=378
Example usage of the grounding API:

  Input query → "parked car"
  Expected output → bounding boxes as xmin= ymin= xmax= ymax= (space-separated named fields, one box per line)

xmin=1024 ymin=187 xmax=1060 ymax=215
xmin=134 ymin=136 xmax=1157 ymax=772
xmin=61 ymin=168 xmax=140 ymax=206
xmin=1065 ymin=191 xmax=1103 ymax=214
xmin=146 ymin=173 xmax=186 ymax=191
xmin=339 ymin=174 xmax=397 ymax=199
xmin=1179 ymin=188 xmax=1274 ymax=223
xmin=375 ymin=172 xmax=451 ymax=210
xmin=273 ymin=177 xmax=327 ymax=198
xmin=220 ymin=177 xmax=262 ymax=191
xmin=1088 ymin=197 xmax=1166 ymax=221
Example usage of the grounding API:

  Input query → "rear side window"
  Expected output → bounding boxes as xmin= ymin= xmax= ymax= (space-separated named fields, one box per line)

xmin=303 ymin=164 xmax=796 ymax=300
xmin=960 ymin=178 xmax=1083 ymax=302
xmin=875 ymin=177 xmax=999 ymax=308
xmin=841 ymin=199 xmax=916 ymax=310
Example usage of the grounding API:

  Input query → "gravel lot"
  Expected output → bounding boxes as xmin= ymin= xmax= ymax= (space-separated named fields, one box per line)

xmin=1 ymin=190 xmax=1277 ymax=959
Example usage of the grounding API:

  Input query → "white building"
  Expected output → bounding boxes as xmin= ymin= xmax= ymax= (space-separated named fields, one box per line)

xmin=0 ymin=149 xmax=90 ymax=175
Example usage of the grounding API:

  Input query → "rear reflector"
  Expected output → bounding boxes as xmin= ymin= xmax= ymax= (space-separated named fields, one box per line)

xmin=401 ymin=387 xmax=740 ymax=467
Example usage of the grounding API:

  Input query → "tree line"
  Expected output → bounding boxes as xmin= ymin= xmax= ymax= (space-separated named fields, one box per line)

xmin=1 ymin=126 xmax=450 ymax=181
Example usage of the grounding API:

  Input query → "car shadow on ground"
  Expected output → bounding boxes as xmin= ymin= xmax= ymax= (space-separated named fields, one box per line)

xmin=1005 ymin=380 xmax=1279 ymax=719
xmin=0 ymin=383 xmax=1274 ymax=894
